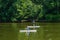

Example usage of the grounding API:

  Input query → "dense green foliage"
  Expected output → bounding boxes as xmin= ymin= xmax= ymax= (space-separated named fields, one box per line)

xmin=32 ymin=0 xmax=60 ymax=21
xmin=0 ymin=0 xmax=17 ymax=22
xmin=0 ymin=0 xmax=60 ymax=22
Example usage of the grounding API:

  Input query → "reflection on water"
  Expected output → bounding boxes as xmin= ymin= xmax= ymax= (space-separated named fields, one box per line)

xmin=0 ymin=23 xmax=60 ymax=40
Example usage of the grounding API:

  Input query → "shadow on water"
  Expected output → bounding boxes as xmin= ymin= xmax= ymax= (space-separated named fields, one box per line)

xmin=0 ymin=22 xmax=60 ymax=40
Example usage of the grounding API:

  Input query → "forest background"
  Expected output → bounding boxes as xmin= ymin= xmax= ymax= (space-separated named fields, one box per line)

xmin=0 ymin=0 xmax=60 ymax=22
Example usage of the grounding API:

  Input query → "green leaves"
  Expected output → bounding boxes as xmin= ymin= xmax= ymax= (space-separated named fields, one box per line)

xmin=16 ymin=0 xmax=42 ymax=20
xmin=0 ymin=0 xmax=60 ymax=22
xmin=0 ymin=0 xmax=17 ymax=22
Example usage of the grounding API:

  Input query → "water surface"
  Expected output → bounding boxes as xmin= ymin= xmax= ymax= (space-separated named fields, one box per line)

xmin=0 ymin=23 xmax=60 ymax=40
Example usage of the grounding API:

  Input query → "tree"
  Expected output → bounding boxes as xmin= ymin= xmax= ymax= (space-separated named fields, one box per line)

xmin=31 ymin=0 xmax=60 ymax=21
xmin=17 ymin=0 xmax=42 ymax=21
xmin=0 ymin=0 xmax=17 ymax=22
